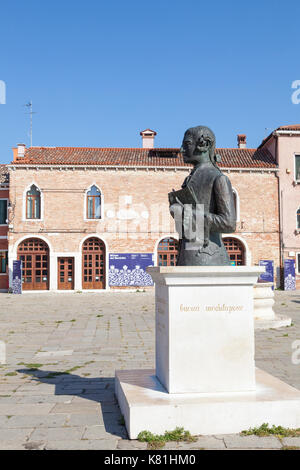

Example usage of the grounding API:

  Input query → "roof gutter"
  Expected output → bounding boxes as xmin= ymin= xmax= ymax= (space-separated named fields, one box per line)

xmin=274 ymin=130 xmax=300 ymax=136
xmin=8 ymin=164 xmax=278 ymax=172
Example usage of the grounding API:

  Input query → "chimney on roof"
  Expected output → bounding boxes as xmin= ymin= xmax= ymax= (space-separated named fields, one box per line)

xmin=140 ymin=129 xmax=157 ymax=149
xmin=17 ymin=143 xmax=26 ymax=157
xmin=237 ymin=134 xmax=246 ymax=149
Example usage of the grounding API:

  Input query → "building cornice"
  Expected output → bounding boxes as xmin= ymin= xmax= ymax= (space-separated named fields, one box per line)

xmin=8 ymin=164 xmax=278 ymax=173
xmin=274 ymin=130 xmax=300 ymax=136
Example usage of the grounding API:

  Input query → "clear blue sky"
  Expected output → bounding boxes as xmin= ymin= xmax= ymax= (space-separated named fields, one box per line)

xmin=1 ymin=0 xmax=300 ymax=163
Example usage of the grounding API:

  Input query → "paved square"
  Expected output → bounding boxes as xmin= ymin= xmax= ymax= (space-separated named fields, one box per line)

xmin=0 ymin=289 xmax=299 ymax=450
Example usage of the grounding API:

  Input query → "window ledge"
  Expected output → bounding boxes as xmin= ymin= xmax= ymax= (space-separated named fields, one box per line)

xmin=23 ymin=219 xmax=43 ymax=222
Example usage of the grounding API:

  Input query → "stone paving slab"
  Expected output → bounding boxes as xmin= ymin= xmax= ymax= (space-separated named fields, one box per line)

xmin=0 ymin=403 xmax=54 ymax=415
xmin=0 ymin=427 xmax=34 ymax=441
xmin=163 ymin=436 xmax=226 ymax=450
xmin=0 ymin=414 xmax=68 ymax=428
xmin=44 ymin=439 xmax=119 ymax=450
xmin=0 ymin=290 xmax=300 ymax=450
xmin=29 ymin=426 xmax=85 ymax=441
xmin=117 ymin=439 xmax=148 ymax=450
xmin=222 ymin=434 xmax=282 ymax=449
xmin=0 ymin=441 xmax=27 ymax=450
xmin=281 ymin=437 xmax=300 ymax=448
xmin=50 ymin=403 xmax=101 ymax=414
xmin=82 ymin=424 xmax=127 ymax=440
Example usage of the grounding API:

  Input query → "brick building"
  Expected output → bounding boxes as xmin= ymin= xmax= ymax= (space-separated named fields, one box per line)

xmin=0 ymin=164 xmax=9 ymax=291
xmin=6 ymin=130 xmax=280 ymax=292
xmin=259 ymin=125 xmax=300 ymax=288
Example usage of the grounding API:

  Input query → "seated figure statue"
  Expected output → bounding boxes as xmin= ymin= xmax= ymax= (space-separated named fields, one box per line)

xmin=169 ymin=126 xmax=236 ymax=266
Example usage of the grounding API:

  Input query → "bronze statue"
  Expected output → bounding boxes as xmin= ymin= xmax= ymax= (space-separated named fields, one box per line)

xmin=169 ymin=126 xmax=236 ymax=266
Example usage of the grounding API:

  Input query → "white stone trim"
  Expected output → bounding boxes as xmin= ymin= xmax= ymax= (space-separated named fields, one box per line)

xmin=294 ymin=152 xmax=300 ymax=184
xmin=8 ymin=234 xmax=110 ymax=291
xmin=154 ymin=234 xmax=179 ymax=267
xmin=22 ymin=181 xmax=44 ymax=222
xmin=9 ymin=235 xmax=53 ymax=289
xmin=79 ymin=234 xmax=109 ymax=290
xmin=9 ymin=164 xmax=279 ymax=173
xmin=296 ymin=206 xmax=300 ymax=231
xmin=275 ymin=130 xmax=300 ymax=135
xmin=232 ymin=187 xmax=240 ymax=222
xmin=83 ymin=183 xmax=104 ymax=221
xmin=52 ymin=252 xmax=81 ymax=291
xmin=10 ymin=234 xmax=53 ymax=256
xmin=0 ymin=198 xmax=8 ymax=226
xmin=222 ymin=234 xmax=251 ymax=266
xmin=0 ymin=248 xmax=8 ymax=276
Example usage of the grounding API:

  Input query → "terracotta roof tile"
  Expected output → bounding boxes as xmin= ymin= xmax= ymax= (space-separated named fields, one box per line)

xmin=259 ymin=124 xmax=300 ymax=149
xmin=278 ymin=124 xmax=300 ymax=130
xmin=12 ymin=146 xmax=276 ymax=169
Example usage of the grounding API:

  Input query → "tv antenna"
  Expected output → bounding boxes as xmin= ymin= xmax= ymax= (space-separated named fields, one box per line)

xmin=24 ymin=101 xmax=36 ymax=147
xmin=264 ymin=127 xmax=272 ymax=137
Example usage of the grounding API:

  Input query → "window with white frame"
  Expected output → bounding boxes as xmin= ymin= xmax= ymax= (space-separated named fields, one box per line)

xmin=26 ymin=185 xmax=41 ymax=219
xmin=232 ymin=188 xmax=240 ymax=222
xmin=297 ymin=208 xmax=300 ymax=230
xmin=0 ymin=199 xmax=7 ymax=225
xmin=86 ymin=185 xmax=102 ymax=219
xmin=295 ymin=155 xmax=300 ymax=181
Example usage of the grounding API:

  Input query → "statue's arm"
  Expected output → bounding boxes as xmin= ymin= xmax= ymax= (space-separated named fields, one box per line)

xmin=205 ymin=175 xmax=236 ymax=233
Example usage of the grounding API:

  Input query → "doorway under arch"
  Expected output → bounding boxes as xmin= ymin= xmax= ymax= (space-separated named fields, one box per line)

xmin=82 ymin=237 xmax=106 ymax=289
xmin=17 ymin=238 xmax=49 ymax=290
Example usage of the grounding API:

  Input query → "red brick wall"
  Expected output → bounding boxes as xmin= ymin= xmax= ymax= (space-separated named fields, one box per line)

xmin=8 ymin=167 xmax=280 ymax=288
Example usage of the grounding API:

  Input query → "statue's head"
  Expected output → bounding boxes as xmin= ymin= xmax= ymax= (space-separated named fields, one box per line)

xmin=181 ymin=126 xmax=218 ymax=166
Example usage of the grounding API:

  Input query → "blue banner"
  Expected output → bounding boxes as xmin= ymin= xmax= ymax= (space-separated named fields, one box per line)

xmin=258 ymin=260 xmax=274 ymax=288
xmin=109 ymin=253 xmax=154 ymax=286
xmin=284 ymin=259 xmax=296 ymax=291
xmin=12 ymin=260 xmax=22 ymax=294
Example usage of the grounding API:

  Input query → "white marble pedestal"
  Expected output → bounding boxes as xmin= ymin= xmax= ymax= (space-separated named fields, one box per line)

xmin=115 ymin=266 xmax=300 ymax=439
xmin=253 ymin=283 xmax=292 ymax=330
xmin=151 ymin=266 xmax=262 ymax=394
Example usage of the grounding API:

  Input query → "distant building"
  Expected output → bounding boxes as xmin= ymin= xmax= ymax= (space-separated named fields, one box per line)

xmin=6 ymin=129 xmax=280 ymax=291
xmin=259 ymin=125 xmax=300 ymax=288
xmin=0 ymin=164 xmax=9 ymax=291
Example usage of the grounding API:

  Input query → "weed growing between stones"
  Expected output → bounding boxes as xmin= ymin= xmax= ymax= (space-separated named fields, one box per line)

xmin=138 ymin=427 xmax=196 ymax=449
xmin=241 ymin=423 xmax=300 ymax=438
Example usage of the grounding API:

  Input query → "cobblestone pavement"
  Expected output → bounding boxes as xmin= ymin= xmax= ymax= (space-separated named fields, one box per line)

xmin=0 ymin=289 xmax=299 ymax=450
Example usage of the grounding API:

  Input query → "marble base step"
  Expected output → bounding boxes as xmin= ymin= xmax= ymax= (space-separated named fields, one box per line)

xmin=255 ymin=314 xmax=292 ymax=330
xmin=115 ymin=368 xmax=300 ymax=439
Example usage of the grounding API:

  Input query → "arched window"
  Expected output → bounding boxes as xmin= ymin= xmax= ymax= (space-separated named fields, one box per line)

xmin=87 ymin=185 xmax=101 ymax=219
xmin=223 ymin=237 xmax=245 ymax=266
xmin=26 ymin=185 xmax=41 ymax=219
xmin=297 ymin=208 xmax=300 ymax=229
xmin=157 ymin=237 xmax=179 ymax=266
xmin=232 ymin=188 xmax=240 ymax=222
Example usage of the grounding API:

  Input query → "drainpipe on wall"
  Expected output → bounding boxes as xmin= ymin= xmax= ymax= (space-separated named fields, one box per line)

xmin=275 ymin=135 xmax=284 ymax=288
